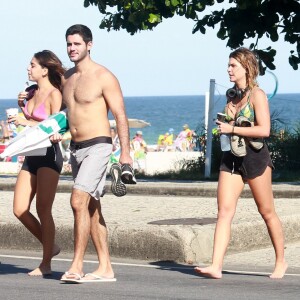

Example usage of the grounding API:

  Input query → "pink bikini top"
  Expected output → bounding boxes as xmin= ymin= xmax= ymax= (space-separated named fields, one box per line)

xmin=23 ymin=88 xmax=56 ymax=122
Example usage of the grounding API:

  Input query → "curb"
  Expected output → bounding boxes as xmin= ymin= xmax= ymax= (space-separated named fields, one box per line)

xmin=1 ymin=176 xmax=299 ymax=263
xmin=1 ymin=215 xmax=300 ymax=263
xmin=0 ymin=181 xmax=300 ymax=198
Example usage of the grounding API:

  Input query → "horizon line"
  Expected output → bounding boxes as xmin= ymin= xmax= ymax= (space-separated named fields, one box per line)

xmin=0 ymin=92 xmax=299 ymax=101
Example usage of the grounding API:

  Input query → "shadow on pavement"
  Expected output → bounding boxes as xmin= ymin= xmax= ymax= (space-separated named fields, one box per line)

xmin=222 ymin=270 xmax=267 ymax=278
xmin=148 ymin=261 xmax=271 ymax=279
xmin=0 ymin=262 xmax=63 ymax=280
xmin=0 ymin=262 xmax=29 ymax=275
xmin=149 ymin=261 xmax=198 ymax=277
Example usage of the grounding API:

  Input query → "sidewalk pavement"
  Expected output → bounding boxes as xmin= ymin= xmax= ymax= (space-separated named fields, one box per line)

xmin=0 ymin=175 xmax=300 ymax=267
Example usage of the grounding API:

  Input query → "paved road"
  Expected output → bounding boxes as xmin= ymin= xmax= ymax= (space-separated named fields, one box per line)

xmin=1 ymin=174 xmax=300 ymax=288
xmin=0 ymin=248 xmax=300 ymax=300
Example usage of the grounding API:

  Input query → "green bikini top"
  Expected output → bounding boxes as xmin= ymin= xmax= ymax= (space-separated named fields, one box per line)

xmin=225 ymin=91 xmax=255 ymax=123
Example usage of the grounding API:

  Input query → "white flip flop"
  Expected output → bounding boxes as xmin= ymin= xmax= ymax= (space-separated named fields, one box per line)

xmin=78 ymin=273 xmax=117 ymax=283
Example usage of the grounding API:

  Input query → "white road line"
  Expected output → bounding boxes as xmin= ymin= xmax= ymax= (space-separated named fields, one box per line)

xmin=0 ymin=254 xmax=162 ymax=269
xmin=0 ymin=254 xmax=299 ymax=277
xmin=224 ymin=269 xmax=300 ymax=277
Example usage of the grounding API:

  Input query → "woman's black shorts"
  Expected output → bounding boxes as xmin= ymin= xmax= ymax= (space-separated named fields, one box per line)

xmin=219 ymin=143 xmax=274 ymax=180
xmin=21 ymin=143 xmax=63 ymax=175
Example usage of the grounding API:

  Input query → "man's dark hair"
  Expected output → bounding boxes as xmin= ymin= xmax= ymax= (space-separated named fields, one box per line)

xmin=65 ymin=24 xmax=93 ymax=44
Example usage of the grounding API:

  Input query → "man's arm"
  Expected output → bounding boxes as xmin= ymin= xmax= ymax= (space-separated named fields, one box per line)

xmin=102 ymin=71 xmax=132 ymax=165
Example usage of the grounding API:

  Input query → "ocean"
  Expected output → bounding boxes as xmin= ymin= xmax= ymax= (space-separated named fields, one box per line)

xmin=1 ymin=93 xmax=299 ymax=144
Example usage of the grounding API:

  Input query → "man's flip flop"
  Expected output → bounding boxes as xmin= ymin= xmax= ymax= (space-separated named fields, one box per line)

xmin=78 ymin=273 xmax=117 ymax=283
xmin=121 ymin=163 xmax=137 ymax=184
xmin=60 ymin=271 xmax=83 ymax=283
xmin=110 ymin=163 xmax=127 ymax=197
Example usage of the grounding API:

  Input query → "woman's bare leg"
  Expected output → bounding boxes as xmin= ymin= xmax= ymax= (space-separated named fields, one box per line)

xmin=13 ymin=170 xmax=40 ymax=240
xmin=195 ymin=171 xmax=244 ymax=278
xmin=248 ymin=167 xmax=287 ymax=279
xmin=13 ymin=169 xmax=60 ymax=276
xmin=28 ymin=167 xmax=60 ymax=276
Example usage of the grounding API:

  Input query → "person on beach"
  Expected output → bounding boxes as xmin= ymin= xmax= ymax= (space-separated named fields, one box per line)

xmin=8 ymin=50 xmax=65 ymax=276
xmin=131 ymin=130 xmax=147 ymax=173
xmin=194 ymin=47 xmax=287 ymax=279
xmin=174 ymin=124 xmax=192 ymax=151
xmin=0 ymin=120 xmax=12 ymax=142
xmin=157 ymin=128 xmax=174 ymax=152
xmin=109 ymin=127 xmax=121 ymax=164
xmin=58 ymin=24 xmax=132 ymax=283
xmin=111 ymin=127 xmax=120 ymax=152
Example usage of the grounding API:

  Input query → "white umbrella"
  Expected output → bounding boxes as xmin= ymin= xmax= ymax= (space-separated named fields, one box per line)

xmin=0 ymin=110 xmax=68 ymax=159
xmin=109 ymin=118 xmax=151 ymax=129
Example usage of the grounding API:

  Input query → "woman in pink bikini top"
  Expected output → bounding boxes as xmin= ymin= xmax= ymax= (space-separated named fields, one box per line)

xmin=12 ymin=51 xmax=65 ymax=125
xmin=9 ymin=50 xmax=66 ymax=277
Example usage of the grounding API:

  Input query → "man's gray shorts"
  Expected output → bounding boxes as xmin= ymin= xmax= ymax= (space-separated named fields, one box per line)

xmin=70 ymin=142 xmax=113 ymax=200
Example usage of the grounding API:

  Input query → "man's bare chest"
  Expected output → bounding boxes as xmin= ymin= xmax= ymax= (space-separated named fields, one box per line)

xmin=63 ymin=77 xmax=102 ymax=103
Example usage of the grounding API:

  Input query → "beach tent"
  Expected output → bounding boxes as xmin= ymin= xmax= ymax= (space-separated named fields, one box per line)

xmin=0 ymin=110 xmax=68 ymax=159
xmin=109 ymin=119 xmax=151 ymax=128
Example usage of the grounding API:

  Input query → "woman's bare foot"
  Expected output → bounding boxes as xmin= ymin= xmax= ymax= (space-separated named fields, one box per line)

xmin=28 ymin=244 xmax=60 ymax=276
xmin=28 ymin=266 xmax=52 ymax=276
xmin=194 ymin=266 xmax=222 ymax=279
xmin=269 ymin=261 xmax=288 ymax=279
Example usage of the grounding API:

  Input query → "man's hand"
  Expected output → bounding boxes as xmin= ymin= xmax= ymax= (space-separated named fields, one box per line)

xmin=50 ymin=132 xmax=63 ymax=143
xmin=119 ymin=152 xmax=133 ymax=167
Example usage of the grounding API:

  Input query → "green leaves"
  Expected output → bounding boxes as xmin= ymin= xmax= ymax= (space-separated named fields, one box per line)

xmin=83 ymin=0 xmax=300 ymax=70
xmin=255 ymin=48 xmax=277 ymax=73
xmin=148 ymin=13 xmax=161 ymax=24
xmin=289 ymin=51 xmax=300 ymax=70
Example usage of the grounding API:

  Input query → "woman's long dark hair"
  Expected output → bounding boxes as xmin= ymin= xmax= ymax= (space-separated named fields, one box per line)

xmin=34 ymin=50 xmax=65 ymax=91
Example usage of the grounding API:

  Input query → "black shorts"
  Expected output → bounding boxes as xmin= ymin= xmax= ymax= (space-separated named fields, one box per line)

xmin=21 ymin=143 xmax=63 ymax=175
xmin=219 ymin=143 xmax=274 ymax=180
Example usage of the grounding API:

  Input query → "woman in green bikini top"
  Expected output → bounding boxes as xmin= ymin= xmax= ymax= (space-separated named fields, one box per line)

xmin=194 ymin=47 xmax=287 ymax=280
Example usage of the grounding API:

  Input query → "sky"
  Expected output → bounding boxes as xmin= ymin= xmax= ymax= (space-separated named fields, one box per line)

xmin=0 ymin=0 xmax=299 ymax=99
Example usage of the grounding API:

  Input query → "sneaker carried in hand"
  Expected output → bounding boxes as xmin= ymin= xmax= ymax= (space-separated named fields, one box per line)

xmin=230 ymin=134 xmax=247 ymax=157
xmin=110 ymin=163 xmax=127 ymax=197
xmin=121 ymin=164 xmax=137 ymax=184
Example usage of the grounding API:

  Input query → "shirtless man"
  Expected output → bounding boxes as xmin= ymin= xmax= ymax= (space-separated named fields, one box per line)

xmin=60 ymin=24 xmax=132 ymax=283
